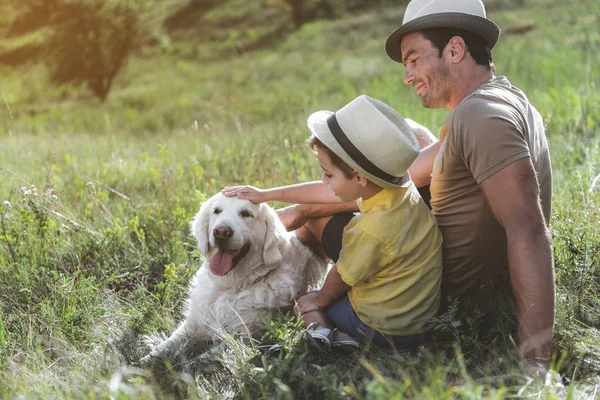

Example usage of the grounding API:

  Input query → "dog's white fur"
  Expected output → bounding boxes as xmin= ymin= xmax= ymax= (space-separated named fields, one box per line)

xmin=143 ymin=193 xmax=327 ymax=361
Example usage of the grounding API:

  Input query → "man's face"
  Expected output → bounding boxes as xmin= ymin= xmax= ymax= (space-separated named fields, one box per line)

xmin=400 ymin=32 xmax=453 ymax=109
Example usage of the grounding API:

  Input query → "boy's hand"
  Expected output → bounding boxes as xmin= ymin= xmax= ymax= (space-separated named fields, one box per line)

xmin=221 ymin=185 xmax=267 ymax=203
xmin=294 ymin=292 xmax=324 ymax=316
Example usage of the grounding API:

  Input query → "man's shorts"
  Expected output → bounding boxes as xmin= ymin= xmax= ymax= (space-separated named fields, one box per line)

xmin=321 ymin=212 xmax=355 ymax=262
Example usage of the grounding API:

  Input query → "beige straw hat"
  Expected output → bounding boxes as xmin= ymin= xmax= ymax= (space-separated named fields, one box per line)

xmin=307 ymin=95 xmax=419 ymax=189
xmin=385 ymin=0 xmax=501 ymax=63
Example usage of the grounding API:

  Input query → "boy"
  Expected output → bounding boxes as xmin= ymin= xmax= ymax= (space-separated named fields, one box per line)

xmin=223 ymin=95 xmax=442 ymax=349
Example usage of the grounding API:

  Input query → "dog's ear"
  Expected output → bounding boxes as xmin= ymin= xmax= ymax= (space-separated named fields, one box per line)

xmin=262 ymin=203 xmax=288 ymax=267
xmin=190 ymin=196 xmax=213 ymax=256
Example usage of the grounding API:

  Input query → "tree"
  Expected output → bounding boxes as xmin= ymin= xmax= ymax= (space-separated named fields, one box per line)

xmin=266 ymin=0 xmax=334 ymax=28
xmin=7 ymin=0 xmax=158 ymax=101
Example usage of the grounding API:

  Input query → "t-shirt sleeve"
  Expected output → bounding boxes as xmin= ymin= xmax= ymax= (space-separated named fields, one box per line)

xmin=451 ymin=97 xmax=531 ymax=184
xmin=336 ymin=227 xmax=394 ymax=287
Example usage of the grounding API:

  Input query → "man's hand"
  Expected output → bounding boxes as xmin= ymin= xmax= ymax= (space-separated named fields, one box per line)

xmin=521 ymin=358 xmax=565 ymax=396
xmin=276 ymin=204 xmax=309 ymax=231
xmin=221 ymin=185 xmax=267 ymax=203
xmin=294 ymin=292 xmax=324 ymax=316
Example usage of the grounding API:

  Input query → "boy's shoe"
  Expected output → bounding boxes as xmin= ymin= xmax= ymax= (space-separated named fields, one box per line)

xmin=331 ymin=330 xmax=360 ymax=349
xmin=307 ymin=328 xmax=333 ymax=346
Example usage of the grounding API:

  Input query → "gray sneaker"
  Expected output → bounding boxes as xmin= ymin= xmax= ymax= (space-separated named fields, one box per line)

xmin=308 ymin=328 xmax=333 ymax=346
xmin=331 ymin=330 xmax=360 ymax=349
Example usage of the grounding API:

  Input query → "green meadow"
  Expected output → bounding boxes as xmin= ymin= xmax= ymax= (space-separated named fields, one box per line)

xmin=0 ymin=0 xmax=599 ymax=398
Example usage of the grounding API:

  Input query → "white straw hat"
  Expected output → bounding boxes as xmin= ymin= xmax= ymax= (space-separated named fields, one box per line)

xmin=307 ymin=95 xmax=420 ymax=189
xmin=385 ymin=0 xmax=501 ymax=63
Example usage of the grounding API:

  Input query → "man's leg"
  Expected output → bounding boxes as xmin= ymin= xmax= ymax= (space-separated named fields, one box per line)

xmin=294 ymin=216 xmax=332 ymax=259
xmin=294 ymin=213 xmax=354 ymax=262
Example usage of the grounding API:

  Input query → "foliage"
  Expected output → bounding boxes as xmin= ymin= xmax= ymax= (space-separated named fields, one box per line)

xmin=5 ymin=0 xmax=161 ymax=101
xmin=0 ymin=0 xmax=599 ymax=397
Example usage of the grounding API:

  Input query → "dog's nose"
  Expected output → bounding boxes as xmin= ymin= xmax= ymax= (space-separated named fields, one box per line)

xmin=213 ymin=226 xmax=233 ymax=242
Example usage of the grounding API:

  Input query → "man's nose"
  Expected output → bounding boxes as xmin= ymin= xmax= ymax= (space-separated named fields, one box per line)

xmin=403 ymin=67 xmax=414 ymax=85
xmin=213 ymin=225 xmax=233 ymax=241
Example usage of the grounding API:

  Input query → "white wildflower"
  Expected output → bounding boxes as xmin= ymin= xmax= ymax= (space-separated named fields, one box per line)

xmin=86 ymin=181 xmax=97 ymax=195
xmin=3 ymin=200 xmax=11 ymax=209
xmin=44 ymin=187 xmax=56 ymax=198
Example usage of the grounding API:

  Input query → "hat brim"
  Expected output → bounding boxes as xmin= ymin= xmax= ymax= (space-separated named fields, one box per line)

xmin=385 ymin=13 xmax=501 ymax=63
xmin=307 ymin=111 xmax=411 ymax=189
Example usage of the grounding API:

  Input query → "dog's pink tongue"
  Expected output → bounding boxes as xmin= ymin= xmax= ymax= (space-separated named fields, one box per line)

xmin=209 ymin=249 xmax=239 ymax=276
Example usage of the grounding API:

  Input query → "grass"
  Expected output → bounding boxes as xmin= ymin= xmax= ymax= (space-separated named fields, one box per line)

xmin=0 ymin=0 xmax=599 ymax=398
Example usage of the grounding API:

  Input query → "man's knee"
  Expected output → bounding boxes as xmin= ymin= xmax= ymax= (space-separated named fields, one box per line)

xmin=305 ymin=216 xmax=332 ymax=242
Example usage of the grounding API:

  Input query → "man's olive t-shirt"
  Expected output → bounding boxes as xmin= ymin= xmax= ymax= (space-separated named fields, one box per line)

xmin=430 ymin=76 xmax=552 ymax=297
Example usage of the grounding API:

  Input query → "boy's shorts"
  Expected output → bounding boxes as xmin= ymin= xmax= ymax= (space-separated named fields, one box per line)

xmin=320 ymin=291 xmax=424 ymax=351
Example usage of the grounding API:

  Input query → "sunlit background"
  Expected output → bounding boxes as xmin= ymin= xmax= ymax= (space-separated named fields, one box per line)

xmin=0 ymin=0 xmax=599 ymax=397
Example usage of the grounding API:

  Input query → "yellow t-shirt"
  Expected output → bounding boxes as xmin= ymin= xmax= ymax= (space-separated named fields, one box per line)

xmin=336 ymin=184 xmax=443 ymax=336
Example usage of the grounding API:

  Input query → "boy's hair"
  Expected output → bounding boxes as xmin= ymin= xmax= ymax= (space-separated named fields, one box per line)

xmin=307 ymin=135 xmax=356 ymax=179
xmin=421 ymin=27 xmax=494 ymax=70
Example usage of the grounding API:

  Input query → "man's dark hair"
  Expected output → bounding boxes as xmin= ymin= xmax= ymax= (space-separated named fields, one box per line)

xmin=421 ymin=28 xmax=493 ymax=70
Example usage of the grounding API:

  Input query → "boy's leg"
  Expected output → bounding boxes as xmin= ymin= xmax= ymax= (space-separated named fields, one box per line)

xmin=301 ymin=310 xmax=335 ymax=330
xmin=324 ymin=294 xmax=424 ymax=350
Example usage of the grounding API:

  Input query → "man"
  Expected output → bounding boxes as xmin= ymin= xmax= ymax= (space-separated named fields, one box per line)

xmin=279 ymin=0 xmax=555 ymax=376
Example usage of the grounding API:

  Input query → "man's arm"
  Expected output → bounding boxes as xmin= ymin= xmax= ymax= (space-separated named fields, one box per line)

xmin=408 ymin=140 xmax=440 ymax=188
xmin=406 ymin=119 xmax=439 ymax=188
xmin=277 ymin=202 xmax=358 ymax=231
xmin=406 ymin=118 xmax=437 ymax=149
xmin=479 ymin=158 xmax=555 ymax=365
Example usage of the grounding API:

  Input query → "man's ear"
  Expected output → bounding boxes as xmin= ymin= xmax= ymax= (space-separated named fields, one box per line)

xmin=447 ymin=36 xmax=467 ymax=63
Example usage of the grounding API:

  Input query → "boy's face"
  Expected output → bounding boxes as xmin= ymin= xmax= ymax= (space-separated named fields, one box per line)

xmin=317 ymin=149 xmax=363 ymax=202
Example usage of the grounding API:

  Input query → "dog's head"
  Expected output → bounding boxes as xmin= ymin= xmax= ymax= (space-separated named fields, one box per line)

xmin=190 ymin=193 xmax=289 ymax=279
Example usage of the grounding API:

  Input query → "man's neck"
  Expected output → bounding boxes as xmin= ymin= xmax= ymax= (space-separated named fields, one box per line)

xmin=447 ymin=68 xmax=495 ymax=110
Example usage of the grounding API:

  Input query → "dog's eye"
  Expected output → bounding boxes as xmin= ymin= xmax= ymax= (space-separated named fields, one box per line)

xmin=213 ymin=208 xmax=222 ymax=215
xmin=240 ymin=210 xmax=253 ymax=218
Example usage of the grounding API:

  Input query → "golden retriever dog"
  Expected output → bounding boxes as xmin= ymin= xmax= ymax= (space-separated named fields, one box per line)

xmin=142 ymin=193 xmax=327 ymax=363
